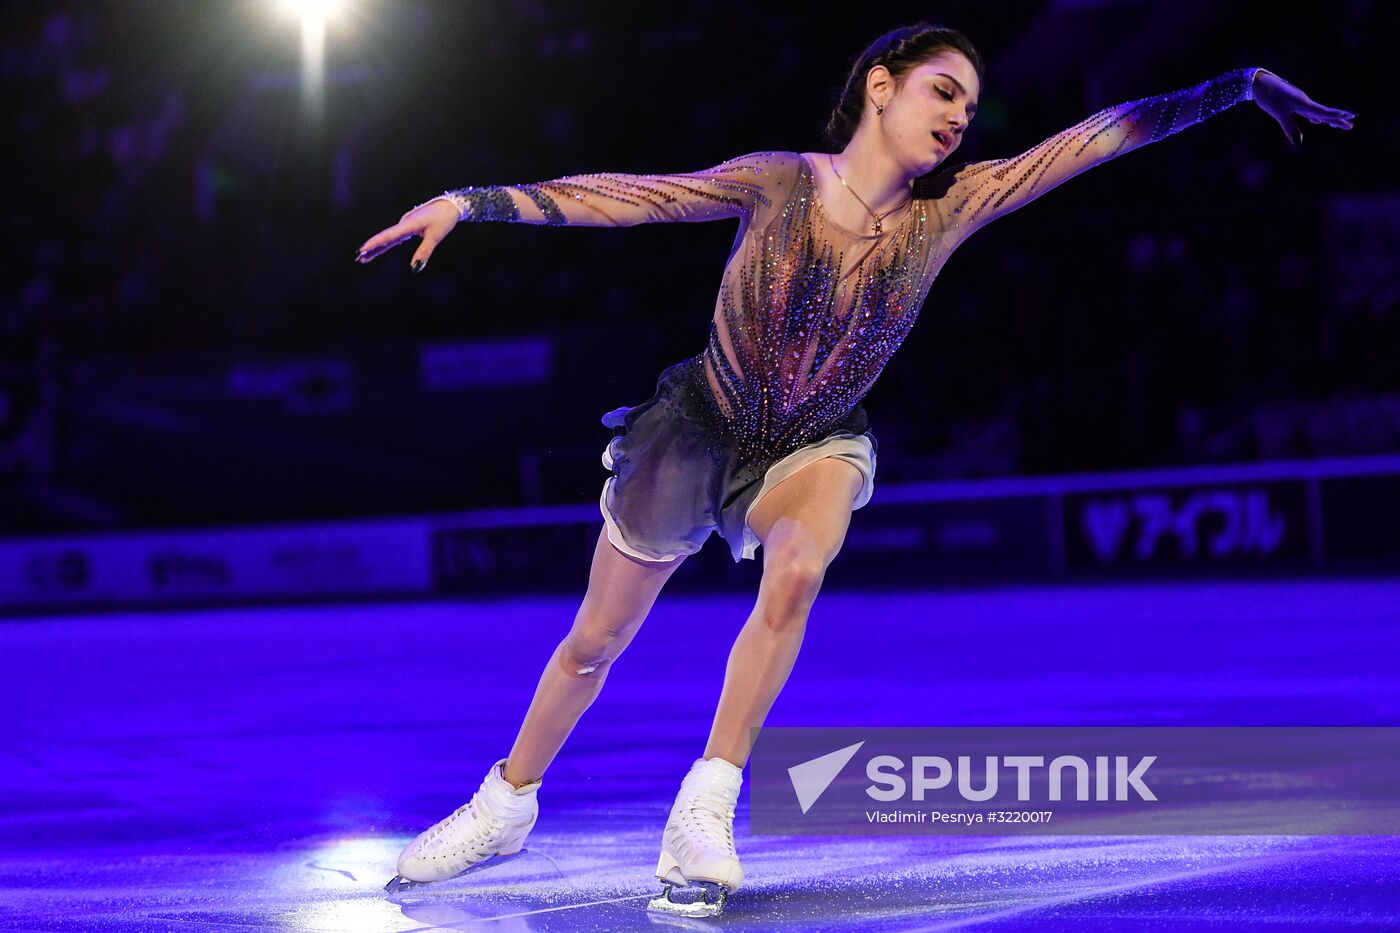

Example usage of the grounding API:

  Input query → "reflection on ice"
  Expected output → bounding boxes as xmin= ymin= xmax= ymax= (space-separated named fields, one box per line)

xmin=4 ymin=582 xmax=1399 ymax=930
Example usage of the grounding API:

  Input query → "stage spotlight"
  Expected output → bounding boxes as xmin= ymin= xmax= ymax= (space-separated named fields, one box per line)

xmin=279 ymin=0 xmax=346 ymax=23
xmin=274 ymin=0 xmax=354 ymax=124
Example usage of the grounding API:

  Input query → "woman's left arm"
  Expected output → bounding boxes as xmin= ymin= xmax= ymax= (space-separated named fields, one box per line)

xmin=934 ymin=68 xmax=1355 ymax=245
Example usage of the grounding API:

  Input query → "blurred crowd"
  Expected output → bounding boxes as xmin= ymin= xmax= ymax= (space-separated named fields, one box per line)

xmin=1 ymin=0 xmax=1394 ymax=532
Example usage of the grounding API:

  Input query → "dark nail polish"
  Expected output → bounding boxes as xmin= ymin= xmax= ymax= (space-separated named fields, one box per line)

xmin=411 ymin=259 xmax=424 ymax=274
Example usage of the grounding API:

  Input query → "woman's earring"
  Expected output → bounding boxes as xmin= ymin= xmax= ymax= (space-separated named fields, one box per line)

xmin=875 ymin=104 xmax=884 ymax=115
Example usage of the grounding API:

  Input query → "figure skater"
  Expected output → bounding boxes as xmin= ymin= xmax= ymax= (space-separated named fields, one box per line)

xmin=356 ymin=22 xmax=1353 ymax=916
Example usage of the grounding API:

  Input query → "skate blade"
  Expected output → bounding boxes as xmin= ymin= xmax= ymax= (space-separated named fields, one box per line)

xmin=646 ymin=880 xmax=729 ymax=918
xmin=383 ymin=848 xmax=528 ymax=893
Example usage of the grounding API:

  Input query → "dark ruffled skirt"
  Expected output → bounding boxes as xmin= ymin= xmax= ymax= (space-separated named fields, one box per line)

xmin=598 ymin=355 xmax=877 ymax=563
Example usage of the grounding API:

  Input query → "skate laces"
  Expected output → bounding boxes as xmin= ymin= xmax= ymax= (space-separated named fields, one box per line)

xmin=682 ymin=789 xmax=736 ymax=853
xmin=424 ymin=798 xmax=505 ymax=854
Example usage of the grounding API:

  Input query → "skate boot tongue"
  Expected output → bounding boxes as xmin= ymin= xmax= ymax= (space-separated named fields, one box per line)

xmin=683 ymin=757 xmax=742 ymax=804
xmin=479 ymin=760 xmax=540 ymax=823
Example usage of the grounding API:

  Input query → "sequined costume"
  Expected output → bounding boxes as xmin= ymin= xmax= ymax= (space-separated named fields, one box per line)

xmin=426 ymin=67 xmax=1261 ymax=561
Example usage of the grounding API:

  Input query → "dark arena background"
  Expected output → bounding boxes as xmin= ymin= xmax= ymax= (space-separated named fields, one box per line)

xmin=2 ymin=1 xmax=1397 ymax=930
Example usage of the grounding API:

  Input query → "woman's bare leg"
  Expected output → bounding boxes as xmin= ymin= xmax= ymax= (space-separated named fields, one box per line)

xmin=501 ymin=526 xmax=687 ymax=787
xmin=702 ymin=457 xmax=863 ymax=768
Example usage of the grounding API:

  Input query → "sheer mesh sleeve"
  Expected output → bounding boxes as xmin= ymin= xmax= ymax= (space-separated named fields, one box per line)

xmin=932 ymin=67 xmax=1264 ymax=245
xmin=413 ymin=151 xmax=784 ymax=228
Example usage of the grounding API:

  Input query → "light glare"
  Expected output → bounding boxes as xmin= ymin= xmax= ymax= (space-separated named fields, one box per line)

xmin=273 ymin=0 xmax=355 ymax=125
xmin=279 ymin=0 xmax=345 ymax=23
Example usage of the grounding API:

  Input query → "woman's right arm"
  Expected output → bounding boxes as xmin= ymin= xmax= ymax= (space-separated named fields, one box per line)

xmin=355 ymin=150 xmax=784 ymax=271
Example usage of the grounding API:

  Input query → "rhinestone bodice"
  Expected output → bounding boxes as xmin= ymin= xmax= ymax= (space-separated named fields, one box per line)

xmin=429 ymin=68 xmax=1261 ymax=468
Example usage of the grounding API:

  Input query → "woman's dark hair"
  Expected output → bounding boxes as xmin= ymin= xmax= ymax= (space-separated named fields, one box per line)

xmin=823 ymin=22 xmax=986 ymax=150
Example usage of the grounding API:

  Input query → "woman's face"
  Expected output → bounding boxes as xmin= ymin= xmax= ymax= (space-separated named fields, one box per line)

xmin=872 ymin=50 xmax=980 ymax=174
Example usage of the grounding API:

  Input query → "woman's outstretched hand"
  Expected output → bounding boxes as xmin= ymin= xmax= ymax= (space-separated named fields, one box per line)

xmin=354 ymin=199 xmax=459 ymax=273
xmin=1252 ymin=70 xmax=1355 ymax=146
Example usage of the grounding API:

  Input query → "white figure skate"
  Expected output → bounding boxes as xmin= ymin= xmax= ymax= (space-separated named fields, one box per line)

xmin=648 ymin=756 xmax=744 ymax=918
xmin=384 ymin=757 xmax=541 ymax=893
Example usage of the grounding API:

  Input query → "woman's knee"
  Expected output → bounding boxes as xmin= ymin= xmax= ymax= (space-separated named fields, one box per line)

xmin=759 ymin=549 xmax=827 ymax=628
xmin=558 ymin=614 xmax=634 ymax=677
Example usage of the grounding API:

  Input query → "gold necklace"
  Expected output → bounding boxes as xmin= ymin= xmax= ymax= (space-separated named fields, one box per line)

xmin=828 ymin=154 xmax=911 ymax=235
